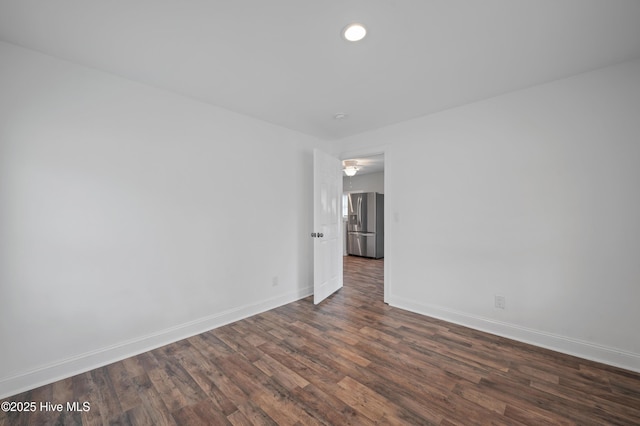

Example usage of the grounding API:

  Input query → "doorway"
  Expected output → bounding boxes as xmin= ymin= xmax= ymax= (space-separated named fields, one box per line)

xmin=340 ymin=153 xmax=386 ymax=302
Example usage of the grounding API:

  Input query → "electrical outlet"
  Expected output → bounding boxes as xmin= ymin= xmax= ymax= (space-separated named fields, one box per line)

xmin=272 ymin=276 xmax=279 ymax=287
xmin=495 ymin=295 xmax=506 ymax=309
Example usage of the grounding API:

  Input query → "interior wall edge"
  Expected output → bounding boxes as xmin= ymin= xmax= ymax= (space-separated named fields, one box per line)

xmin=389 ymin=295 xmax=640 ymax=374
xmin=0 ymin=285 xmax=313 ymax=400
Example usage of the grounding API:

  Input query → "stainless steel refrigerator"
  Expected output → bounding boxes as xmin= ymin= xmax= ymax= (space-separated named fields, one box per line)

xmin=346 ymin=192 xmax=384 ymax=258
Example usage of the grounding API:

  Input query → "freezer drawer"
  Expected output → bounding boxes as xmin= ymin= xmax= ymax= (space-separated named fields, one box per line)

xmin=347 ymin=232 xmax=382 ymax=258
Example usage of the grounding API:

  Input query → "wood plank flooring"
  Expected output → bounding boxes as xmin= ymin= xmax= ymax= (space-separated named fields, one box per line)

xmin=2 ymin=255 xmax=640 ymax=425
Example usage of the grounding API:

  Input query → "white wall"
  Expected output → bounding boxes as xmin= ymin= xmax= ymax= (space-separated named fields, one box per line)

xmin=335 ymin=59 xmax=640 ymax=372
xmin=0 ymin=42 xmax=322 ymax=397
xmin=343 ymin=171 xmax=384 ymax=194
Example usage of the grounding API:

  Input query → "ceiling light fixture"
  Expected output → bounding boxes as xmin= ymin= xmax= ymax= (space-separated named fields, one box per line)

xmin=334 ymin=113 xmax=348 ymax=120
xmin=343 ymin=160 xmax=360 ymax=177
xmin=342 ymin=23 xmax=367 ymax=42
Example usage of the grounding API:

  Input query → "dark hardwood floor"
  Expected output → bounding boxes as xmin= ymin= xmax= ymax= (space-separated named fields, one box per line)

xmin=2 ymin=255 xmax=640 ymax=425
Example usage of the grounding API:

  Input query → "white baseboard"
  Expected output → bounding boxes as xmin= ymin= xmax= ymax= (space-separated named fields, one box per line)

xmin=0 ymin=286 xmax=313 ymax=399
xmin=388 ymin=295 xmax=640 ymax=374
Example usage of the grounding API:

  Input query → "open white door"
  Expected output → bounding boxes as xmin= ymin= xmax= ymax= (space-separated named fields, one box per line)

xmin=312 ymin=149 xmax=343 ymax=304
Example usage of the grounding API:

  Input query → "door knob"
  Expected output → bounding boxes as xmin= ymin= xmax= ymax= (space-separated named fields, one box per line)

xmin=311 ymin=232 xmax=317 ymax=237
xmin=318 ymin=233 xmax=324 ymax=238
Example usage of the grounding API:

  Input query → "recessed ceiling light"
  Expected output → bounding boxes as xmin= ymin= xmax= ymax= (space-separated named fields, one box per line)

xmin=342 ymin=23 xmax=366 ymax=42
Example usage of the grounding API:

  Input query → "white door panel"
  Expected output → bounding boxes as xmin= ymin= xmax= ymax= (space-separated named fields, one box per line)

xmin=313 ymin=149 xmax=343 ymax=304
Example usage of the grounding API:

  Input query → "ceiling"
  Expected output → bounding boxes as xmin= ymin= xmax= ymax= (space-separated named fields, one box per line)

xmin=1 ymin=1 xmax=640 ymax=141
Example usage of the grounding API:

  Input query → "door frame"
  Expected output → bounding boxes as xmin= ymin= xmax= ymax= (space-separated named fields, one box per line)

xmin=338 ymin=146 xmax=389 ymax=304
